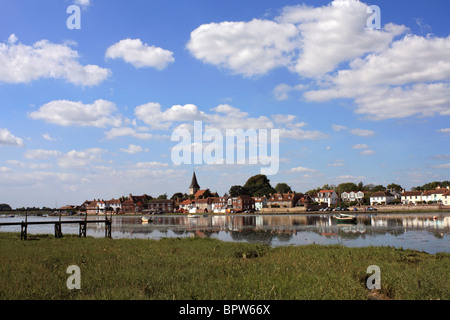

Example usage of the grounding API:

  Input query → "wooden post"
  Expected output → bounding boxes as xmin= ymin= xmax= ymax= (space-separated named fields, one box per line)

xmin=20 ymin=222 xmax=27 ymax=240
xmin=55 ymin=222 xmax=63 ymax=238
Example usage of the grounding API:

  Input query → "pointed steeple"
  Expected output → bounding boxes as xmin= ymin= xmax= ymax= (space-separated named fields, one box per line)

xmin=189 ymin=171 xmax=200 ymax=195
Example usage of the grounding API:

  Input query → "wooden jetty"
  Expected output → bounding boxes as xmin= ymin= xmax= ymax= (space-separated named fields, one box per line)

xmin=0 ymin=211 xmax=112 ymax=240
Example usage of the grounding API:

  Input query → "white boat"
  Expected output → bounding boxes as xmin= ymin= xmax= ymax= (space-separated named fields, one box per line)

xmin=187 ymin=214 xmax=200 ymax=218
xmin=141 ymin=217 xmax=149 ymax=223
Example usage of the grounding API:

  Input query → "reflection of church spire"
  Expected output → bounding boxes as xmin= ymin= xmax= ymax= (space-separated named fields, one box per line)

xmin=189 ymin=171 xmax=200 ymax=195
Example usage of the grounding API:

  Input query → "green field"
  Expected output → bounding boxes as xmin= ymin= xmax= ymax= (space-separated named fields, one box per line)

xmin=0 ymin=232 xmax=448 ymax=300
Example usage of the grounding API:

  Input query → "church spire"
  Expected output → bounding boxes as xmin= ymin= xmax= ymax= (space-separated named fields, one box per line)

xmin=189 ymin=171 xmax=200 ymax=195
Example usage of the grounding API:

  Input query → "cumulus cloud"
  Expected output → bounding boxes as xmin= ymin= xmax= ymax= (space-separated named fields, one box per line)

xmin=350 ymin=128 xmax=375 ymax=137
xmin=187 ymin=0 xmax=406 ymax=78
xmin=304 ymin=34 xmax=450 ymax=120
xmin=119 ymin=144 xmax=148 ymax=154
xmin=0 ymin=34 xmax=110 ymax=86
xmin=0 ymin=128 xmax=24 ymax=147
xmin=57 ymin=148 xmax=105 ymax=170
xmin=106 ymin=38 xmax=174 ymax=70
xmin=29 ymin=99 xmax=123 ymax=128
xmin=438 ymin=128 xmax=450 ymax=134
xmin=134 ymin=102 xmax=327 ymax=141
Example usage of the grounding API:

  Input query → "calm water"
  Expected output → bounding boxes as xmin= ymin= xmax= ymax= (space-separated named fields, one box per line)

xmin=1 ymin=213 xmax=449 ymax=254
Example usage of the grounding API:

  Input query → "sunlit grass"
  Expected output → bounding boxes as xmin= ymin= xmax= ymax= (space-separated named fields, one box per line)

xmin=0 ymin=233 xmax=448 ymax=300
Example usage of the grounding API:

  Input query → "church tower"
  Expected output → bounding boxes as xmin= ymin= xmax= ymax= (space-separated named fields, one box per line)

xmin=189 ymin=171 xmax=200 ymax=196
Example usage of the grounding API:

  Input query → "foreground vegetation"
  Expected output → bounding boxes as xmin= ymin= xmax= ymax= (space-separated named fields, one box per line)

xmin=0 ymin=233 xmax=448 ymax=300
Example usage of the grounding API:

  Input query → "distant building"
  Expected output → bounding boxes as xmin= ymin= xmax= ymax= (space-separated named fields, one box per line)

xmin=370 ymin=191 xmax=395 ymax=205
xmin=189 ymin=171 xmax=200 ymax=196
xmin=313 ymin=190 xmax=338 ymax=207
xmin=341 ymin=191 xmax=365 ymax=203
xmin=267 ymin=192 xmax=302 ymax=208
xmin=147 ymin=199 xmax=175 ymax=213
xmin=401 ymin=191 xmax=423 ymax=205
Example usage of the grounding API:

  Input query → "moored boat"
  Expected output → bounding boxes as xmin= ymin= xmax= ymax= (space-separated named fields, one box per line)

xmin=335 ymin=213 xmax=357 ymax=223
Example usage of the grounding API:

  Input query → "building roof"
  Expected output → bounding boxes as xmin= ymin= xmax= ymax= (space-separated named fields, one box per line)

xmin=401 ymin=191 xmax=423 ymax=196
xmin=190 ymin=171 xmax=200 ymax=189
xmin=422 ymin=189 xmax=448 ymax=196
xmin=370 ymin=191 xmax=394 ymax=197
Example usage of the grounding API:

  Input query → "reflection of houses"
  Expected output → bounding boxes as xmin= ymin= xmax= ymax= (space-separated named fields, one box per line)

xmin=313 ymin=190 xmax=338 ymax=207
xmin=370 ymin=191 xmax=394 ymax=205
xmin=341 ymin=191 xmax=365 ymax=203
xmin=267 ymin=192 xmax=302 ymax=208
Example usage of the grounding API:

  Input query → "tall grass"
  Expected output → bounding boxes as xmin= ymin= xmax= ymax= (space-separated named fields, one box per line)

xmin=0 ymin=233 xmax=448 ymax=300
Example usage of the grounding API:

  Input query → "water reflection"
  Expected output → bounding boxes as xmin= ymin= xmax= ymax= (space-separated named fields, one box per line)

xmin=1 ymin=213 xmax=448 ymax=254
xmin=109 ymin=214 xmax=449 ymax=254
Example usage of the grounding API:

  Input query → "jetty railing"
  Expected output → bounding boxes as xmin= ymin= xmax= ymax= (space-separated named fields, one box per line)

xmin=0 ymin=210 xmax=112 ymax=240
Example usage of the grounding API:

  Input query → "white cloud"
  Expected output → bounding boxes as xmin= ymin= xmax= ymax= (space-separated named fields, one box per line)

xmin=119 ymin=144 xmax=148 ymax=154
xmin=42 ymin=133 xmax=56 ymax=141
xmin=187 ymin=0 xmax=406 ymax=78
xmin=0 ymin=34 xmax=110 ymax=86
xmin=133 ymin=162 xmax=169 ymax=168
xmin=437 ymin=128 xmax=450 ymax=134
xmin=332 ymin=124 xmax=347 ymax=132
xmin=352 ymin=144 xmax=369 ymax=149
xmin=106 ymin=38 xmax=174 ymax=70
xmin=350 ymin=128 xmax=375 ymax=137
xmin=187 ymin=19 xmax=300 ymax=77
xmin=277 ymin=1 xmax=407 ymax=77
xmin=432 ymin=163 xmax=450 ymax=169
xmin=24 ymin=149 xmax=61 ymax=159
xmin=290 ymin=166 xmax=316 ymax=173
xmin=273 ymin=83 xmax=307 ymax=101
xmin=304 ymin=34 xmax=450 ymax=120
xmin=104 ymin=127 xmax=154 ymax=140
xmin=29 ymin=99 xmax=123 ymax=128
xmin=0 ymin=128 xmax=24 ymax=147
xmin=360 ymin=149 xmax=375 ymax=155
xmin=57 ymin=148 xmax=105 ymax=170
xmin=74 ymin=0 xmax=91 ymax=9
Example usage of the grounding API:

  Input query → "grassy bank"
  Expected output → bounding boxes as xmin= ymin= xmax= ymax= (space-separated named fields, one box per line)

xmin=0 ymin=233 xmax=448 ymax=300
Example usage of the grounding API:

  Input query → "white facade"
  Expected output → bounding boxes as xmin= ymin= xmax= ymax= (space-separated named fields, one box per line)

xmin=314 ymin=190 xmax=338 ymax=207
xmin=370 ymin=191 xmax=394 ymax=205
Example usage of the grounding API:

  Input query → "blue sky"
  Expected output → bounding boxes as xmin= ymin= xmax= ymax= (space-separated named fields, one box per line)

xmin=0 ymin=0 xmax=449 ymax=208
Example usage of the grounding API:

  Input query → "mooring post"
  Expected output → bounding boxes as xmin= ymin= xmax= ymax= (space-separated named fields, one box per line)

xmin=20 ymin=222 xmax=27 ymax=240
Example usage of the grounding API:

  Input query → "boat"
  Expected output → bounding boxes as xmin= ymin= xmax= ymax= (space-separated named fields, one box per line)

xmin=335 ymin=213 xmax=357 ymax=223
xmin=141 ymin=217 xmax=150 ymax=223
xmin=187 ymin=214 xmax=200 ymax=218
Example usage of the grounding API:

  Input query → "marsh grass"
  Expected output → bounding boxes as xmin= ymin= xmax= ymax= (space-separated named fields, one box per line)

xmin=0 ymin=233 xmax=448 ymax=300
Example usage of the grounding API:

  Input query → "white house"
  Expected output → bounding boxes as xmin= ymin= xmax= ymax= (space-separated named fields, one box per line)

xmin=341 ymin=191 xmax=365 ymax=203
xmin=443 ymin=190 xmax=450 ymax=206
xmin=401 ymin=191 xmax=423 ymax=205
xmin=422 ymin=187 xmax=449 ymax=203
xmin=314 ymin=190 xmax=338 ymax=207
xmin=252 ymin=196 xmax=267 ymax=211
xmin=370 ymin=191 xmax=395 ymax=205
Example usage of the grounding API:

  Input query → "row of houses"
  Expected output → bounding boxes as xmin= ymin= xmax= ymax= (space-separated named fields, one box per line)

xmin=304 ymin=186 xmax=450 ymax=207
xmin=179 ymin=192 xmax=306 ymax=214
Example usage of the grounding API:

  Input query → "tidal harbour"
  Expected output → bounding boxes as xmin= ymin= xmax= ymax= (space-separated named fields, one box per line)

xmin=1 ymin=213 xmax=448 ymax=254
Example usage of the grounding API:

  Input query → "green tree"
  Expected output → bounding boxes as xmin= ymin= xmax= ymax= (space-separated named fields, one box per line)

xmin=171 ymin=192 xmax=185 ymax=200
xmin=337 ymin=182 xmax=358 ymax=193
xmin=157 ymin=193 xmax=168 ymax=199
xmin=275 ymin=183 xmax=292 ymax=194
xmin=387 ymin=183 xmax=403 ymax=192
xmin=229 ymin=185 xmax=250 ymax=197
xmin=243 ymin=174 xmax=275 ymax=196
